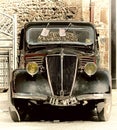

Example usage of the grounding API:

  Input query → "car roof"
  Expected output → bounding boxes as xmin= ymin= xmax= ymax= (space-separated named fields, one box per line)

xmin=24 ymin=21 xmax=95 ymax=30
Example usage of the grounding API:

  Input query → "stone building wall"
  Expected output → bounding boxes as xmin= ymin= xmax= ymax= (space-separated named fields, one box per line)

xmin=82 ymin=0 xmax=110 ymax=69
xmin=0 ymin=0 xmax=82 ymax=34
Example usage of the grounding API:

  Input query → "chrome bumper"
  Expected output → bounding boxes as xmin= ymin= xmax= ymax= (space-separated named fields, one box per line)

xmin=12 ymin=92 xmax=111 ymax=106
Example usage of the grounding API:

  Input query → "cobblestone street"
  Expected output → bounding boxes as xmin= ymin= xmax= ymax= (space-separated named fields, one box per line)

xmin=0 ymin=90 xmax=117 ymax=130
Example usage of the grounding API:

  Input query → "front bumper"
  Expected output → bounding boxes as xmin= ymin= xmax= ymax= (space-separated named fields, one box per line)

xmin=12 ymin=92 xmax=111 ymax=106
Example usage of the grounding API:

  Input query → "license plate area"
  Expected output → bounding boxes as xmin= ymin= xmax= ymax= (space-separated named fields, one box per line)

xmin=49 ymin=97 xmax=79 ymax=106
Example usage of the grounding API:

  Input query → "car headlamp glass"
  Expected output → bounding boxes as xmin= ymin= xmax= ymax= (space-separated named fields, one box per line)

xmin=26 ymin=62 xmax=38 ymax=76
xmin=84 ymin=62 xmax=97 ymax=76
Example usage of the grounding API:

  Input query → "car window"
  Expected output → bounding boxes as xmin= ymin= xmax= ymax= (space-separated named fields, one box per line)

xmin=26 ymin=26 xmax=94 ymax=45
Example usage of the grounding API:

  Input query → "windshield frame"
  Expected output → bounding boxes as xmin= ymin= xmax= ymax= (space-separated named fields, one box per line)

xmin=25 ymin=23 xmax=95 ymax=46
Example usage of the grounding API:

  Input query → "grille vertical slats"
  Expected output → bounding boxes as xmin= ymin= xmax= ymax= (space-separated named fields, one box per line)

xmin=46 ymin=54 xmax=77 ymax=96
xmin=47 ymin=56 xmax=61 ymax=96
xmin=63 ymin=56 xmax=77 ymax=95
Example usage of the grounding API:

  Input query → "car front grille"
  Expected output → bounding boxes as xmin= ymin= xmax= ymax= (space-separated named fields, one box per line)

xmin=46 ymin=54 xmax=78 ymax=96
xmin=79 ymin=56 xmax=96 ymax=68
xmin=25 ymin=54 xmax=44 ymax=67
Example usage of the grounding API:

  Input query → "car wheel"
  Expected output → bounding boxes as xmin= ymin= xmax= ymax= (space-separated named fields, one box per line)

xmin=97 ymin=99 xmax=112 ymax=121
xmin=9 ymin=107 xmax=20 ymax=122
xmin=17 ymin=106 xmax=27 ymax=121
xmin=15 ymin=99 xmax=28 ymax=121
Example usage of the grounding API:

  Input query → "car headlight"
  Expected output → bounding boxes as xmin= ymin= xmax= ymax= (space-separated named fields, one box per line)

xmin=84 ymin=62 xmax=97 ymax=76
xmin=26 ymin=62 xmax=38 ymax=76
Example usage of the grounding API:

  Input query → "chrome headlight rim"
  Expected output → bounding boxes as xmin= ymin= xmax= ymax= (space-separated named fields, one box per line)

xmin=84 ymin=62 xmax=97 ymax=76
xmin=26 ymin=62 xmax=38 ymax=76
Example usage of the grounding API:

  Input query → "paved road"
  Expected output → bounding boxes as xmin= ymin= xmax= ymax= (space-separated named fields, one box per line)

xmin=0 ymin=90 xmax=117 ymax=130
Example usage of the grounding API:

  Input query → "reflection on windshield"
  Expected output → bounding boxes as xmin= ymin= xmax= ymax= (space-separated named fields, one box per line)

xmin=26 ymin=27 xmax=94 ymax=45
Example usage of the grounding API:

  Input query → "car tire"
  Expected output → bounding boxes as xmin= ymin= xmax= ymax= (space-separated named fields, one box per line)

xmin=17 ymin=106 xmax=27 ymax=121
xmin=97 ymin=99 xmax=112 ymax=121
xmin=9 ymin=107 xmax=20 ymax=122
xmin=13 ymin=99 xmax=28 ymax=121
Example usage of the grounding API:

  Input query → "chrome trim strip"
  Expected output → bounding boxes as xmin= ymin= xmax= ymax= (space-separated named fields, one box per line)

xmin=76 ymin=93 xmax=111 ymax=101
xmin=60 ymin=49 xmax=64 ymax=96
xmin=46 ymin=56 xmax=54 ymax=96
xmin=70 ymin=56 xmax=78 ymax=96
xmin=12 ymin=93 xmax=48 ymax=100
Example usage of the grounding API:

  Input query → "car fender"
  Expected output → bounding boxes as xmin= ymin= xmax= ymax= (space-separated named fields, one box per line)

xmin=72 ymin=69 xmax=111 ymax=96
xmin=11 ymin=69 xmax=51 ymax=96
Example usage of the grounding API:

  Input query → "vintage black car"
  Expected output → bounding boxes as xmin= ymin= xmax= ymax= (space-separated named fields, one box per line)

xmin=9 ymin=21 xmax=112 ymax=122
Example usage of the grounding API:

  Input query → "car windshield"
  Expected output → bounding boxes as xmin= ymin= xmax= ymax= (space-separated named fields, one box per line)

xmin=26 ymin=25 xmax=94 ymax=46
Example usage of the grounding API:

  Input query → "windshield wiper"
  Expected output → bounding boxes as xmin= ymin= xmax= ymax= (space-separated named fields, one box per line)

xmin=65 ymin=22 xmax=72 ymax=32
